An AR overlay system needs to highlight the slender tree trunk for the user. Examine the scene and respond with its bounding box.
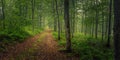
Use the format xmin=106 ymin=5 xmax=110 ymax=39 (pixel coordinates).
xmin=70 ymin=0 xmax=75 ymax=38
xmin=60 ymin=2 xmax=63 ymax=33
xmin=92 ymin=17 xmax=95 ymax=37
xmin=38 ymin=4 xmax=42 ymax=28
xmin=81 ymin=13 xmax=84 ymax=33
xmin=1 ymin=0 xmax=5 ymax=19
xmin=107 ymin=0 xmax=112 ymax=48
xmin=101 ymin=1 xmax=105 ymax=42
xmin=32 ymin=0 xmax=35 ymax=31
xmin=52 ymin=0 xmax=57 ymax=31
xmin=1 ymin=0 xmax=5 ymax=29
xmin=95 ymin=5 xmax=98 ymax=38
xmin=55 ymin=0 xmax=61 ymax=40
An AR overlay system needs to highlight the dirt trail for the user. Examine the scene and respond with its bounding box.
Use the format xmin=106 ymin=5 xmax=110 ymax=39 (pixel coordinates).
xmin=0 ymin=30 xmax=79 ymax=60
xmin=0 ymin=32 xmax=44 ymax=60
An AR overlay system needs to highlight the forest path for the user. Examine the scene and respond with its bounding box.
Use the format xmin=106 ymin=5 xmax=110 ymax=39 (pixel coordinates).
xmin=1 ymin=30 xmax=79 ymax=60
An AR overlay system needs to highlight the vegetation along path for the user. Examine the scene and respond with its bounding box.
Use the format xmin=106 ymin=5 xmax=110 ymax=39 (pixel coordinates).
xmin=0 ymin=30 xmax=79 ymax=60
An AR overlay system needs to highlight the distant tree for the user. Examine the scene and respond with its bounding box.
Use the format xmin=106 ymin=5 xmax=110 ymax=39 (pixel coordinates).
xmin=1 ymin=0 xmax=5 ymax=29
xmin=52 ymin=0 xmax=57 ymax=31
xmin=31 ymin=0 xmax=35 ymax=31
xmin=71 ymin=0 xmax=76 ymax=38
xmin=55 ymin=0 xmax=61 ymax=40
xmin=1 ymin=0 xmax=5 ymax=19
xmin=95 ymin=0 xmax=99 ymax=39
xmin=107 ymin=0 xmax=112 ymax=48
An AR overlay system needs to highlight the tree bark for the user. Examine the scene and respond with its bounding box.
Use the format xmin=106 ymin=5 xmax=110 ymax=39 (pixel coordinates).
xmin=55 ymin=0 xmax=61 ymax=40
xmin=64 ymin=0 xmax=71 ymax=52
xmin=114 ymin=0 xmax=120 ymax=60
xmin=95 ymin=0 xmax=99 ymax=39
xmin=31 ymin=0 xmax=35 ymax=31
xmin=1 ymin=0 xmax=5 ymax=29
xmin=107 ymin=0 xmax=112 ymax=47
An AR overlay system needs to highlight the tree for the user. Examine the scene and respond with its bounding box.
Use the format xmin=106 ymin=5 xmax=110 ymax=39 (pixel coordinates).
xmin=52 ymin=0 xmax=57 ymax=31
xmin=1 ymin=0 xmax=5 ymax=29
xmin=31 ymin=0 xmax=35 ymax=31
xmin=64 ymin=0 xmax=71 ymax=52
xmin=114 ymin=0 xmax=120 ymax=60
xmin=55 ymin=0 xmax=61 ymax=40
xmin=95 ymin=0 xmax=99 ymax=39
xmin=71 ymin=0 xmax=76 ymax=38
xmin=107 ymin=0 xmax=112 ymax=47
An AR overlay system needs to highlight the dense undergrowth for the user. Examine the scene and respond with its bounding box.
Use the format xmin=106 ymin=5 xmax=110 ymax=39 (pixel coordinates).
xmin=0 ymin=28 xmax=42 ymax=52
xmin=52 ymin=32 xmax=114 ymax=60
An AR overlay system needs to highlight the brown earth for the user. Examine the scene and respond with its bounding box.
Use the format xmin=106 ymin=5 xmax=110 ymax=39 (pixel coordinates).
xmin=0 ymin=30 xmax=79 ymax=60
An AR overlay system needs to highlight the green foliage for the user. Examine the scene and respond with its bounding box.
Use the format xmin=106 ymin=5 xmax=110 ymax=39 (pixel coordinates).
xmin=52 ymin=32 xmax=66 ymax=46
xmin=53 ymin=32 xmax=114 ymax=60
xmin=15 ymin=35 xmax=43 ymax=60
xmin=0 ymin=0 xmax=114 ymax=59
xmin=0 ymin=28 xmax=42 ymax=52
xmin=72 ymin=34 xmax=113 ymax=60
xmin=52 ymin=32 xmax=58 ymax=40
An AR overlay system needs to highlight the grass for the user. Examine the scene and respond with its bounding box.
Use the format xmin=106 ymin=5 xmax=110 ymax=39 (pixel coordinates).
xmin=14 ymin=32 xmax=49 ymax=60
xmin=52 ymin=32 xmax=114 ymax=60
xmin=0 ymin=27 xmax=42 ymax=52
xmin=15 ymin=35 xmax=44 ymax=60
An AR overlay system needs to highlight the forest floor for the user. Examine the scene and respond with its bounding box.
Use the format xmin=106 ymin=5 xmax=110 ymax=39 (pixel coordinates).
xmin=0 ymin=30 xmax=79 ymax=60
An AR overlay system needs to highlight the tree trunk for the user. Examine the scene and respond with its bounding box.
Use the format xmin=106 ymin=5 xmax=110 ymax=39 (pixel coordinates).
xmin=53 ymin=0 xmax=57 ymax=31
xmin=32 ymin=0 xmax=35 ymax=31
xmin=114 ymin=0 xmax=120 ymax=60
xmin=55 ymin=0 xmax=61 ymax=40
xmin=64 ymin=0 xmax=71 ymax=52
xmin=95 ymin=0 xmax=99 ymax=39
xmin=1 ymin=0 xmax=5 ymax=29
xmin=107 ymin=0 xmax=112 ymax=48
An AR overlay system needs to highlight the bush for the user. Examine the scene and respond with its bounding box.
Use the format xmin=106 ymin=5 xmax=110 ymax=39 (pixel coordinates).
xmin=52 ymin=32 xmax=114 ymax=60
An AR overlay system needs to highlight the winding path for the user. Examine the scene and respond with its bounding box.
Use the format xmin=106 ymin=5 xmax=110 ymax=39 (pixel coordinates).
xmin=0 ymin=30 xmax=79 ymax=60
